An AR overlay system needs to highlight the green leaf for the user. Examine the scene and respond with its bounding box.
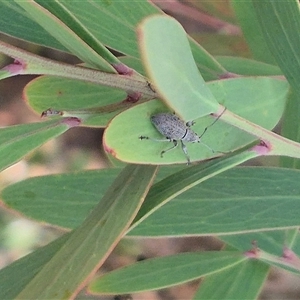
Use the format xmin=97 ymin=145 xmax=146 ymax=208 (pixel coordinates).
xmin=35 ymin=0 xmax=122 ymax=68
xmin=129 ymin=167 xmax=300 ymax=236
xmin=0 ymin=232 xmax=71 ymax=299
xmin=37 ymin=0 xmax=160 ymax=58
xmin=194 ymin=259 xmax=269 ymax=300
xmin=189 ymin=41 xmax=228 ymax=81
xmin=89 ymin=251 xmax=245 ymax=294
xmin=103 ymin=77 xmax=288 ymax=165
xmin=0 ymin=1 xmax=67 ymax=51
xmin=0 ymin=1 xmax=159 ymax=58
xmin=0 ymin=153 xmax=254 ymax=229
xmin=24 ymin=76 xmax=126 ymax=127
xmin=1 ymin=168 xmax=122 ymax=229
xmin=132 ymin=152 xmax=259 ymax=232
xmin=138 ymin=15 xmax=219 ymax=120
xmin=0 ymin=166 xmax=185 ymax=228
xmin=15 ymin=1 xmax=115 ymax=72
xmin=0 ymin=118 xmax=78 ymax=172
xmin=0 ymin=1 xmax=226 ymax=81
xmin=252 ymin=0 xmax=300 ymax=94
xmin=231 ymin=0 xmax=276 ymax=64
xmin=6 ymin=166 xmax=300 ymax=239
xmin=280 ymin=90 xmax=300 ymax=168
xmin=16 ymin=164 xmax=157 ymax=299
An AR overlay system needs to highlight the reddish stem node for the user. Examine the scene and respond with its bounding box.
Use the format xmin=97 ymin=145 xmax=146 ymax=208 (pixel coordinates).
xmin=2 ymin=59 xmax=26 ymax=74
xmin=112 ymin=63 xmax=133 ymax=75
xmin=251 ymin=140 xmax=271 ymax=155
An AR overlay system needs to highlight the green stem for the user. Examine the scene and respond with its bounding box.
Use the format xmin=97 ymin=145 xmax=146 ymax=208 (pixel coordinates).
xmin=0 ymin=40 xmax=157 ymax=98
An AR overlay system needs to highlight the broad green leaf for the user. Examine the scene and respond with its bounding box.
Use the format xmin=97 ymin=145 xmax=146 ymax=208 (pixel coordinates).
xmin=129 ymin=167 xmax=300 ymax=236
xmin=103 ymin=77 xmax=288 ymax=165
xmin=16 ymin=164 xmax=157 ymax=299
xmin=0 ymin=118 xmax=79 ymax=172
xmin=131 ymin=152 xmax=259 ymax=232
xmin=24 ymin=76 xmax=126 ymax=127
xmin=16 ymin=1 xmax=115 ymax=72
xmin=0 ymin=232 xmax=71 ymax=299
xmin=138 ymin=15 xmax=219 ymax=121
xmin=231 ymin=0 xmax=276 ymax=64
xmin=6 ymin=166 xmax=300 ymax=238
xmin=1 ymin=153 xmax=255 ymax=230
xmin=0 ymin=166 xmax=185 ymax=229
xmin=89 ymin=251 xmax=245 ymax=294
xmin=1 ymin=168 xmax=122 ymax=229
xmin=252 ymin=1 xmax=300 ymax=95
xmin=194 ymin=259 xmax=268 ymax=300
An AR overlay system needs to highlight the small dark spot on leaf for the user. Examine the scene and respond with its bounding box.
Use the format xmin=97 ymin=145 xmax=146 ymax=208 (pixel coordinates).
xmin=24 ymin=191 xmax=36 ymax=199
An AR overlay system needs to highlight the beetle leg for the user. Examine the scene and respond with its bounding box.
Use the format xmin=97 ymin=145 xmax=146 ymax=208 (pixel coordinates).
xmin=180 ymin=140 xmax=191 ymax=165
xmin=198 ymin=140 xmax=215 ymax=153
xmin=139 ymin=136 xmax=171 ymax=142
xmin=161 ymin=140 xmax=178 ymax=158
xmin=199 ymin=107 xmax=226 ymax=138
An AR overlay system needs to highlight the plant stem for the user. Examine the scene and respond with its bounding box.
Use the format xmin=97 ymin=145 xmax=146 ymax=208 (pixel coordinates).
xmin=0 ymin=40 xmax=157 ymax=98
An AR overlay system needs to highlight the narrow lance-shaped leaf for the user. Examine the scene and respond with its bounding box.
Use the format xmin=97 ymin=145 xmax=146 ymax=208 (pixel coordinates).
xmin=252 ymin=0 xmax=300 ymax=94
xmin=0 ymin=233 xmax=72 ymax=299
xmin=0 ymin=117 xmax=80 ymax=172
xmin=194 ymin=260 xmax=269 ymax=300
xmin=16 ymin=164 xmax=157 ymax=299
xmin=0 ymin=2 xmax=226 ymax=80
xmin=231 ymin=0 xmax=276 ymax=64
xmin=15 ymin=1 xmax=115 ymax=72
xmin=0 ymin=2 xmax=67 ymax=52
xmin=89 ymin=251 xmax=245 ymax=294
xmin=1 ymin=168 xmax=122 ymax=229
xmin=129 ymin=167 xmax=300 ymax=237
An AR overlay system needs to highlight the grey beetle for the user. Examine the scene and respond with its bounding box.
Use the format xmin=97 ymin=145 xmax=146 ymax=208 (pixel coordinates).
xmin=139 ymin=112 xmax=223 ymax=164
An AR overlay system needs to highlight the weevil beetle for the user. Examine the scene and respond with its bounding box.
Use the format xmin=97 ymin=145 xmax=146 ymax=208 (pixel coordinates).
xmin=139 ymin=112 xmax=222 ymax=164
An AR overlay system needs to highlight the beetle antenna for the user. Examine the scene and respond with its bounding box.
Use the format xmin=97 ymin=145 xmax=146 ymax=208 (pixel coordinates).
xmin=199 ymin=107 xmax=226 ymax=139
